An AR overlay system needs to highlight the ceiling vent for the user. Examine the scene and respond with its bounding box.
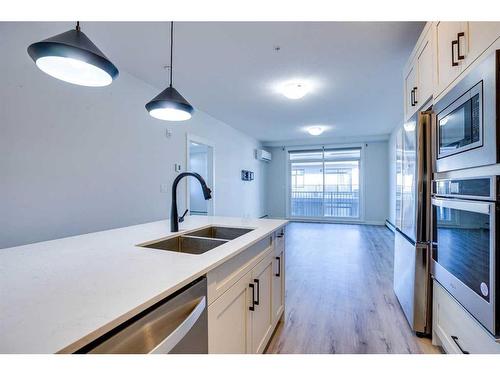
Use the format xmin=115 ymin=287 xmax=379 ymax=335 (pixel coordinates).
xmin=255 ymin=149 xmax=272 ymax=162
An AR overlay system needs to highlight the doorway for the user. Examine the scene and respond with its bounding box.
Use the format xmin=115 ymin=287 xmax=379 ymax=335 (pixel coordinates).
xmin=187 ymin=135 xmax=214 ymax=216
xmin=287 ymin=147 xmax=363 ymax=221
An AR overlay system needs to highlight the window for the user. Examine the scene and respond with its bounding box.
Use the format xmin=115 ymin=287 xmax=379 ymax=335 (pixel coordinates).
xmin=289 ymin=147 xmax=361 ymax=219
xmin=291 ymin=169 xmax=305 ymax=188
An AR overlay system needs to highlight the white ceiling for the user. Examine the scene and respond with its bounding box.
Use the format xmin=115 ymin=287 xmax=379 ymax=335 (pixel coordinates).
xmin=7 ymin=21 xmax=425 ymax=143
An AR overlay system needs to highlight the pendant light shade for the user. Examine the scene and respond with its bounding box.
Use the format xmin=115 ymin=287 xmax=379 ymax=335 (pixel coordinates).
xmin=27 ymin=23 xmax=119 ymax=87
xmin=146 ymin=22 xmax=194 ymax=121
xmin=145 ymin=86 xmax=194 ymax=121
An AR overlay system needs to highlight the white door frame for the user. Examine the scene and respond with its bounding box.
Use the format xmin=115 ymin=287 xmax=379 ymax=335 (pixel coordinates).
xmin=186 ymin=133 xmax=215 ymax=216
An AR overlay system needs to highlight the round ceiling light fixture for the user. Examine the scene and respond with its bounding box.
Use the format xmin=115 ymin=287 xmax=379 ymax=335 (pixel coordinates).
xmin=146 ymin=22 xmax=194 ymax=121
xmin=307 ymin=126 xmax=324 ymax=136
xmin=404 ymin=121 xmax=416 ymax=132
xmin=27 ymin=22 xmax=119 ymax=87
xmin=281 ymin=81 xmax=309 ymax=99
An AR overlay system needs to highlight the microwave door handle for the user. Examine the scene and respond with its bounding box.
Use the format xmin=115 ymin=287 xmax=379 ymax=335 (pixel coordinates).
xmin=150 ymin=296 xmax=206 ymax=354
xmin=432 ymin=198 xmax=491 ymax=215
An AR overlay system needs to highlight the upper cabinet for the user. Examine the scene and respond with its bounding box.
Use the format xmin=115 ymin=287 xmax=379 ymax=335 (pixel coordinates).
xmin=434 ymin=22 xmax=500 ymax=98
xmin=435 ymin=22 xmax=467 ymax=96
xmin=404 ymin=26 xmax=434 ymax=120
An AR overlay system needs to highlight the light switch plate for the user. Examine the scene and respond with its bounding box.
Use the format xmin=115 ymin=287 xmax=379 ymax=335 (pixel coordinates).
xmin=160 ymin=184 xmax=169 ymax=193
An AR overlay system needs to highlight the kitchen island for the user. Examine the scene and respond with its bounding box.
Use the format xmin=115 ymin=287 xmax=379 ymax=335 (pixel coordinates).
xmin=0 ymin=216 xmax=287 ymax=353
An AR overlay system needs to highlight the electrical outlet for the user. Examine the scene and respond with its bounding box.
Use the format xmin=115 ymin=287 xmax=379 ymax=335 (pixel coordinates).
xmin=160 ymin=184 xmax=169 ymax=193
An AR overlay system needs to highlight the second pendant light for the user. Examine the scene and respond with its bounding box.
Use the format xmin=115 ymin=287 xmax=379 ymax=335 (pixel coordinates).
xmin=146 ymin=22 xmax=194 ymax=121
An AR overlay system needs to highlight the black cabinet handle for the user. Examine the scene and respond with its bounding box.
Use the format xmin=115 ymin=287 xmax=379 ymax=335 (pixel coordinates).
xmin=451 ymin=335 xmax=469 ymax=354
xmin=457 ymin=32 xmax=465 ymax=60
xmin=451 ymin=39 xmax=459 ymax=66
xmin=410 ymin=88 xmax=415 ymax=107
xmin=253 ymin=278 xmax=260 ymax=305
xmin=275 ymin=256 xmax=281 ymax=277
xmin=249 ymin=283 xmax=255 ymax=311
xmin=413 ymin=87 xmax=418 ymax=105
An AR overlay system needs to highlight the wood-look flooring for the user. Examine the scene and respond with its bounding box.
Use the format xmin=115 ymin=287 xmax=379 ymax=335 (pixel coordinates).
xmin=265 ymin=222 xmax=442 ymax=354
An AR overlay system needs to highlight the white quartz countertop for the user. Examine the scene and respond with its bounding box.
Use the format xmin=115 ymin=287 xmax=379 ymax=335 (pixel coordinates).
xmin=0 ymin=216 xmax=287 ymax=353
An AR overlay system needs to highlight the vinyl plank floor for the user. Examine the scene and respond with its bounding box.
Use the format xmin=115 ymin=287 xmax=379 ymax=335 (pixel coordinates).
xmin=265 ymin=222 xmax=442 ymax=354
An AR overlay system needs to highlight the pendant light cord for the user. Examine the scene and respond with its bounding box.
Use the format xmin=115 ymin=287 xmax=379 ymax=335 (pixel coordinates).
xmin=76 ymin=21 xmax=80 ymax=32
xmin=169 ymin=21 xmax=174 ymax=87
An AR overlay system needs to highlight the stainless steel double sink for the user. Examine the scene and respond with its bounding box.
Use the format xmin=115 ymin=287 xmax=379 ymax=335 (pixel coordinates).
xmin=137 ymin=226 xmax=254 ymax=255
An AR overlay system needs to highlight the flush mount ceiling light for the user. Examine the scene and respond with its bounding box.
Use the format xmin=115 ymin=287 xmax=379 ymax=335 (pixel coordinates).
xmin=27 ymin=22 xmax=118 ymax=87
xmin=307 ymin=126 xmax=324 ymax=136
xmin=281 ymin=81 xmax=309 ymax=99
xmin=404 ymin=121 xmax=416 ymax=132
xmin=146 ymin=22 xmax=194 ymax=122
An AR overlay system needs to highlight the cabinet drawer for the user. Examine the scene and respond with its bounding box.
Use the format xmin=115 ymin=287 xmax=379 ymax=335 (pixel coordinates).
xmin=433 ymin=280 xmax=500 ymax=354
xmin=207 ymin=236 xmax=272 ymax=305
xmin=274 ymin=228 xmax=285 ymax=256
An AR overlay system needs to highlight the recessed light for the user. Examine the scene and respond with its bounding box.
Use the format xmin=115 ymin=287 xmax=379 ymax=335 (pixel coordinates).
xmin=307 ymin=126 xmax=324 ymax=136
xmin=282 ymin=81 xmax=309 ymax=99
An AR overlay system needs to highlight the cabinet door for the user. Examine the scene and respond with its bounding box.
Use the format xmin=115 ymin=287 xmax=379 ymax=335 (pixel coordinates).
xmin=416 ymin=32 xmax=433 ymax=108
xmin=271 ymin=249 xmax=285 ymax=324
xmin=208 ymin=271 xmax=252 ymax=353
xmin=250 ymin=254 xmax=274 ymax=354
xmin=435 ymin=21 xmax=466 ymax=96
xmin=404 ymin=63 xmax=417 ymax=120
xmin=467 ymin=22 xmax=500 ymax=65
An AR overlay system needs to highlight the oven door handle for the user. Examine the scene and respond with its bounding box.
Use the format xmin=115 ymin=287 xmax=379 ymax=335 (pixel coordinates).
xmin=432 ymin=197 xmax=491 ymax=215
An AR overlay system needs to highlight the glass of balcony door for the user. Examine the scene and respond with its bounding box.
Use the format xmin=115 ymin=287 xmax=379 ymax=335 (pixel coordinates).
xmin=289 ymin=148 xmax=361 ymax=220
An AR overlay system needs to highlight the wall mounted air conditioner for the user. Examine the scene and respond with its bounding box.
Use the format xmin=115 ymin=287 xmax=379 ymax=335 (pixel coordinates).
xmin=255 ymin=149 xmax=272 ymax=162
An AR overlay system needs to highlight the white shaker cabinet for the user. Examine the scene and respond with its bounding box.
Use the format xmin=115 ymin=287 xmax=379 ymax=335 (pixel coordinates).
xmin=435 ymin=22 xmax=466 ymax=97
xmin=404 ymin=64 xmax=417 ymax=120
xmin=207 ymin=228 xmax=286 ymax=354
xmin=434 ymin=22 xmax=500 ymax=98
xmin=404 ymin=26 xmax=433 ymax=120
xmin=432 ymin=281 xmax=500 ymax=354
xmin=271 ymin=232 xmax=285 ymax=324
xmin=467 ymin=22 xmax=500 ymax=66
xmin=250 ymin=254 xmax=274 ymax=354
xmin=207 ymin=271 xmax=253 ymax=354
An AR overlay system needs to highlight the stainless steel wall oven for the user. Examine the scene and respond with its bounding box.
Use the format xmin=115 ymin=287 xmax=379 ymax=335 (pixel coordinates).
xmin=431 ymin=175 xmax=499 ymax=337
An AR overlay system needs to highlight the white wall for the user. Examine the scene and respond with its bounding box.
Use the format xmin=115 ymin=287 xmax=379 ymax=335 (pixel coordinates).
xmin=265 ymin=141 xmax=389 ymax=224
xmin=0 ymin=24 xmax=267 ymax=249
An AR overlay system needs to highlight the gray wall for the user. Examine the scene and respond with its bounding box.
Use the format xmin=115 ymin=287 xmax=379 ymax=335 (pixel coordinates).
xmin=265 ymin=141 xmax=389 ymax=224
xmin=0 ymin=25 xmax=267 ymax=249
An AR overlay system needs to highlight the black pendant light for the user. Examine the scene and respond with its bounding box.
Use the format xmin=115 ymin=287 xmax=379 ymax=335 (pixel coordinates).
xmin=146 ymin=22 xmax=194 ymax=121
xmin=27 ymin=22 xmax=118 ymax=87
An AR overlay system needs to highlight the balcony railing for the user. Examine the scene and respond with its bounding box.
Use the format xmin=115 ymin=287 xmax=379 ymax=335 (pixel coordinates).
xmin=291 ymin=190 xmax=359 ymax=218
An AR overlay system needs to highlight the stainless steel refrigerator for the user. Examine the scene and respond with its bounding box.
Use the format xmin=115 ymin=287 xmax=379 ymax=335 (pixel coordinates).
xmin=393 ymin=110 xmax=433 ymax=336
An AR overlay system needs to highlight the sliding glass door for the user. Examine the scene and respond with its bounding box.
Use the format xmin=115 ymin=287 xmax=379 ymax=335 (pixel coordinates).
xmin=289 ymin=147 xmax=361 ymax=220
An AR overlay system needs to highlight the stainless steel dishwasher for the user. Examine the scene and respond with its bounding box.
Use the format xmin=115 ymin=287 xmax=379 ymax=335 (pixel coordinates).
xmin=77 ymin=277 xmax=208 ymax=354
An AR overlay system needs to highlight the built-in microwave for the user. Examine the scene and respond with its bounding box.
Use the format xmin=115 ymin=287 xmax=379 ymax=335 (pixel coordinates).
xmin=433 ymin=49 xmax=499 ymax=173
xmin=431 ymin=175 xmax=499 ymax=337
